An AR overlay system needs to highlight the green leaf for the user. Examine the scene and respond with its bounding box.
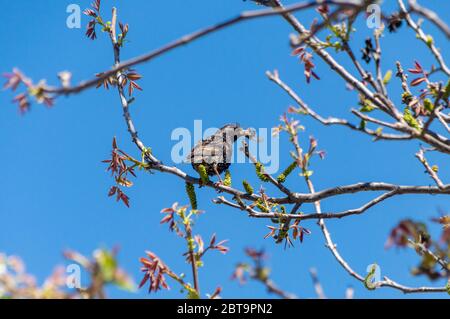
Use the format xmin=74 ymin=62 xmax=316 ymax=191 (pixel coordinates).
xmin=423 ymin=98 xmax=434 ymax=113
xmin=197 ymin=164 xmax=209 ymax=184
xmin=359 ymin=120 xmax=367 ymax=130
xmin=359 ymin=99 xmax=375 ymax=112
xmin=185 ymin=182 xmax=197 ymax=210
xmin=401 ymin=91 xmax=413 ymax=104
xmin=442 ymin=79 xmax=450 ymax=101
xmin=255 ymin=199 xmax=269 ymax=213
xmin=242 ymin=180 xmax=254 ymax=195
xmin=277 ymin=161 xmax=297 ymax=183
xmin=223 ymin=170 xmax=232 ymax=187
xmin=403 ymin=107 xmax=422 ymax=132
xmin=187 ymin=288 xmax=200 ymax=299
xmin=94 ymin=249 xmax=117 ymax=283
xmin=426 ymin=34 xmax=434 ymax=47
xmin=375 ymin=127 xmax=383 ymax=136
xmin=114 ymin=270 xmax=136 ymax=292
xmin=255 ymin=162 xmax=269 ymax=182
xmin=383 ymin=70 xmax=392 ymax=85
xmin=301 ymin=170 xmax=314 ymax=178
xmin=364 ymin=264 xmax=378 ymax=290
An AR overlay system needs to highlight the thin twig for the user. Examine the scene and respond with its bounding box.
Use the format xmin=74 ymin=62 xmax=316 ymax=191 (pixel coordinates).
xmin=247 ymin=190 xmax=398 ymax=221
xmin=270 ymin=0 xmax=450 ymax=153
xmin=241 ymin=140 xmax=295 ymax=198
xmin=270 ymin=0 xmax=396 ymax=117
xmin=258 ymin=277 xmax=297 ymax=299
xmin=408 ymin=0 xmax=450 ymax=39
xmin=310 ymin=173 xmax=448 ymax=293
xmin=415 ymin=148 xmax=447 ymax=190
xmin=309 ymin=268 xmax=326 ymax=299
xmin=435 ymin=110 xmax=450 ymax=134
xmin=283 ymin=112 xmax=449 ymax=293
xmin=373 ymin=29 xmax=388 ymax=97
xmin=407 ymin=239 xmax=449 ymax=273
xmin=266 ymin=71 xmax=412 ymax=141
xmin=398 ymin=0 xmax=450 ymax=76
xmin=44 ymin=0 xmax=362 ymax=96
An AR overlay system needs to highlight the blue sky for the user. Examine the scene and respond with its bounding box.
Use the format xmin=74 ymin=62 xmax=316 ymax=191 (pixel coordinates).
xmin=0 ymin=0 xmax=449 ymax=298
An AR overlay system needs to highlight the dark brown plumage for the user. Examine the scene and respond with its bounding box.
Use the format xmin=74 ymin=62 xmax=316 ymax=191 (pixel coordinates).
xmin=187 ymin=124 xmax=253 ymax=180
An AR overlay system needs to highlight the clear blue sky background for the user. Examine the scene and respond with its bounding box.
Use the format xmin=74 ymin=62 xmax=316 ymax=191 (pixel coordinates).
xmin=1 ymin=0 xmax=449 ymax=299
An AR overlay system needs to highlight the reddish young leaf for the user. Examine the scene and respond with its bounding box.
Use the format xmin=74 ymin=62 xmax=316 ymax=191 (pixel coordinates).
xmin=127 ymin=73 xmax=142 ymax=81
xmin=414 ymin=60 xmax=423 ymax=72
xmin=160 ymin=213 xmax=174 ymax=224
xmin=408 ymin=68 xmax=422 ymax=74
xmin=83 ymin=8 xmax=97 ymax=18
xmin=108 ymin=186 xmax=117 ymax=197
xmin=209 ymin=233 xmax=216 ymax=247
xmin=291 ymin=46 xmax=305 ymax=56
xmin=91 ymin=0 xmax=101 ymax=12
xmin=210 ymin=286 xmax=222 ymax=299
xmin=138 ymin=273 xmax=150 ymax=289
xmin=410 ymin=77 xmax=427 ymax=87
xmin=316 ymin=4 xmax=329 ymax=15
xmin=264 ymin=226 xmax=276 ymax=239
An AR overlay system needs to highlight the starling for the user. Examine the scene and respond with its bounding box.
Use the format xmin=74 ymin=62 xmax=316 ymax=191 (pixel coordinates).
xmin=187 ymin=123 xmax=254 ymax=183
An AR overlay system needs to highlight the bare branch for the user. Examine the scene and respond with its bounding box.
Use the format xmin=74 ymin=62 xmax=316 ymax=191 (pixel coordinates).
xmin=266 ymin=71 xmax=412 ymax=141
xmin=269 ymin=0 xmax=396 ymax=117
xmin=398 ymin=0 xmax=450 ymax=76
xmin=373 ymin=29 xmax=388 ymax=97
xmin=309 ymin=268 xmax=326 ymax=299
xmin=408 ymin=239 xmax=449 ymax=273
xmin=395 ymin=61 xmax=411 ymax=95
xmin=273 ymin=1 xmax=450 ymax=153
xmin=308 ymin=172 xmax=448 ymax=294
xmin=351 ymin=109 xmax=401 ymax=130
xmin=276 ymin=113 xmax=450 ymax=293
xmin=259 ymin=277 xmax=297 ymax=299
xmin=408 ymin=0 xmax=450 ymax=39
xmin=415 ymin=148 xmax=448 ymax=190
xmin=44 ymin=0 xmax=363 ymax=97
xmin=435 ymin=110 xmax=450 ymax=134
xmin=248 ymin=190 xmax=398 ymax=221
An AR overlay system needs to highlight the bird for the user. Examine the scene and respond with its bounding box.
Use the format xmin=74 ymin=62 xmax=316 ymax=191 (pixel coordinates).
xmin=187 ymin=123 xmax=254 ymax=183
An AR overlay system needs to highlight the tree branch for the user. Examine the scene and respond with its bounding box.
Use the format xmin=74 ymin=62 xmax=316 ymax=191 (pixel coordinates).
xmin=44 ymin=0 xmax=363 ymax=97
xmin=398 ymin=0 xmax=450 ymax=76
xmin=408 ymin=0 xmax=450 ymax=39
xmin=266 ymin=71 xmax=412 ymax=141
xmin=415 ymin=148 xmax=448 ymax=190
